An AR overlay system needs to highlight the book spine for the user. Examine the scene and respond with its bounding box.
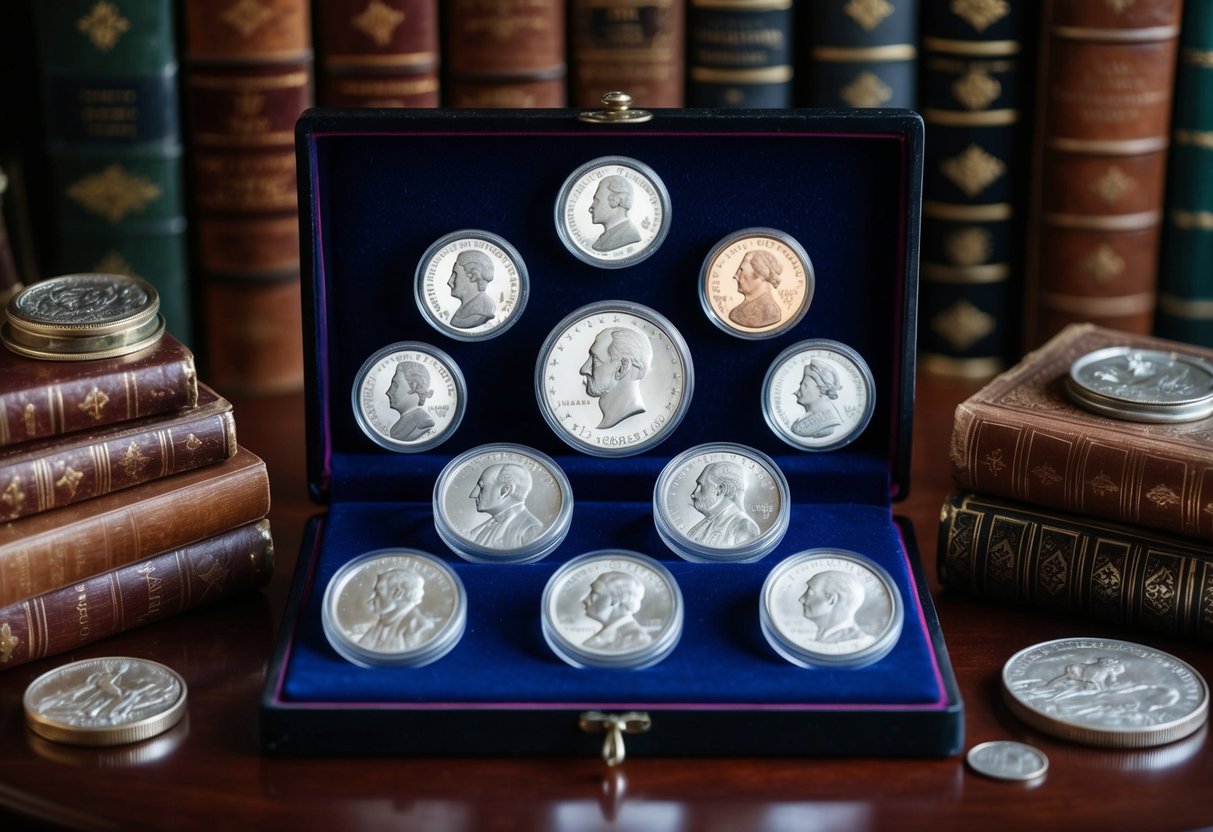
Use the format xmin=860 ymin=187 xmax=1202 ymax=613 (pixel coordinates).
xmin=798 ymin=0 xmax=918 ymax=108
xmin=686 ymin=0 xmax=794 ymax=107
xmin=315 ymin=0 xmax=440 ymax=107
xmin=1155 ymin=3 xmax=1213 ymax=347
xmin=1022 ymin=0 xmax=1182 ymax=347
xmin=0 ymin=519 xmax=273 ymax=669
xmin=0 ymin=168 xmax=21 ymax=302
xmin=938 ymin=492 xmax=1213 ymax=643
xmin=569 ymin=0 xmax=685 ymax=107
xmin=443 ymin=0 xmax=566 ymax=107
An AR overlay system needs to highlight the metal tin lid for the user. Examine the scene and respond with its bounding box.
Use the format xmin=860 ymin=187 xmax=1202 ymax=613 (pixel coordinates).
xmin=554 ymin=156 xmax=671 ymax=269
xmin=414 ymin=229 xmax=529 ymax=342
xmin=351 ymin=341 xmax=467 ymax=453
xmin=433 ymin=443 xmax=574 ymax=564
xmin=6 ymin=273 xmax=160 ymax=338
xmin=762 ymin=339 xmax=876 ymax=452
xmin=1066 ymin=346 xmax=1213 ymax=423
xmin=653 ymin=442 xmax=790 ymax=563
xmin=698 ymin=228 xmax=815 ymax=340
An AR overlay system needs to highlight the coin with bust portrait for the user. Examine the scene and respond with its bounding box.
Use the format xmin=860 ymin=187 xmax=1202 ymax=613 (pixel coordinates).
xmin=762 ymin=339 xmax=875 ymax=452
xmin=414 ymin=229 xmax=528 ymax=341
xmin=352 ymin=341 xmax=466 ymax=453
xmin=699 ymin=228 xmax=814 ymax=339
xmin=555 ymin=156 xmax=671 ymax=269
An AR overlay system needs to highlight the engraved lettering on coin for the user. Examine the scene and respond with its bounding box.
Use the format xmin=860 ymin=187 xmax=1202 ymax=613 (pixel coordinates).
xmin=414 ymin=230 xmax=528 ymax=341
xmin=11 ymin=273 xmax=155 ymax=328
xmin=763 ymin=339 xmax=875 ymax=452
xmin=966 ymin=741 xmax=1049 ymax=782
xmin=352 ymin=342 xmax=465 ymax=453
xmin=1066 ymin=346 xmax=1213 ymax=422
xmin=700 ymin=229 xmax=814 ymax=339
xmin=555 ymin=156 xmax=671 ymax=268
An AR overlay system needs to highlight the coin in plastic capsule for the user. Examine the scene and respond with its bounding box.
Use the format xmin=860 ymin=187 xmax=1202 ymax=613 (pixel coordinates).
xmin=433 ymin=443 xmax=574 ymax=564
xmin=554 ymin=155 xmax=671 ymax=269
xmin=413 ymin=229 xmax=529 ymax=342
xmin=1065 ymin=345 xmax=1213 ymax=423
xmin=759 ymin=549 xmax=904 ymax=669
xmin=698 ymin=228 xmax=815 ymax=340
xmin=762 ymin=339 xmax=876 ymax=452
xmin=322 ymin=549 xmax=467 ymax=668
xmin=653 ymin=442 xmax=791 ymax=563
xmin=541 ymin=550 xmax=684 ymax=669
xmin=351 ymin=341 xmax=467 ymax=453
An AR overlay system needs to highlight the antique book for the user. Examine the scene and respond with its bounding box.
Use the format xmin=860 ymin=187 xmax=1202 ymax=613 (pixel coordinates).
xmin=0 ymin=332 xmax=197 ymax=449
xmin=0 ymin=519 xmax=273 ymax=669
xmin=569 ymin=0 xmax=685 ymax=107
xmin=32 ymin=0 xmax=192 ymax=343
xmin=0 ymin=383 xmax=234 ymax=522
xmin=797 ymin=0 xmax=918 ymax=108
xmin=686 ymin=0 xmax=794 ymax=107
xmin=1155 ymin=2 xmax=1213 ymax=348
xmin=917 ymin=0 xmax=1036 ymax=380
xmin=939 ymin=491 xmax=1213 ymax=643
xmin=1022 ymin=0 xmax=1182 ymax=347
xmin=950 ymin=323 xmax=1213 ymax=541
xmin=180 ymin=0 xmax=313 ymax=393
xmin=444 ymin=0 xmax=565 ymax=107
xmin=315 ymin=0 xmax=439 ymax=107
xmin=0 ymin=445 xmax=269 ymax=605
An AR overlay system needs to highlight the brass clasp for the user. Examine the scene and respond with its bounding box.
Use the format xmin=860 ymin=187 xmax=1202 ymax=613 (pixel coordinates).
xmin=578 ymin=711 xmax=652 ymax=766
xmin=578 ymin=92 xmax=654 ymax=125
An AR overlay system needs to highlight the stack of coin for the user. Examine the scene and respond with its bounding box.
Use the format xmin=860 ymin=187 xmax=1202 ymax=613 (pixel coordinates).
xmin=1 ymin=273 xmax=165 ymax=360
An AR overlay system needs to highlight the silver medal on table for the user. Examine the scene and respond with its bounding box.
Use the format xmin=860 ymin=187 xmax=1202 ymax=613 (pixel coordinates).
xmin=535 ymin=300 xmax=693 ymax=457
xmin=1065 ymin=346 xmax=1213 ymax=423
xmin=352 ymin=341 xmax=466 ymax=453
xmin=554 ymin=156 xmax=671 ymax=269
xmin=762 ymin=339 xmax=875 ymax=452
xmin=414 ymin=229 xmax=529 ymax=341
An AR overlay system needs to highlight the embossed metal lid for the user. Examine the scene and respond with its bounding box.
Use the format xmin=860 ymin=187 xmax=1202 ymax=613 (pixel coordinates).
xmin=1066 ymin=346 xmax=1213 ymax=423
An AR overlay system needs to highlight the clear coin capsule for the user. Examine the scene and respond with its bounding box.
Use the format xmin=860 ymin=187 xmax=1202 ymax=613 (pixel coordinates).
xmin=698 ymin=228 xmax=815 ymax=340
xmin=413 ymin=229 xmax=529 ymax=342
xmin=351 ymin=341 xmax=467 ymax=453
xmin=762 ymin=338 xmax=876 ymax=452
xmin=554 ymin=155 xmax=672 ymax=269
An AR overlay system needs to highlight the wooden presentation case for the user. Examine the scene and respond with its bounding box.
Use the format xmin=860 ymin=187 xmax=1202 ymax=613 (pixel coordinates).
xmin=260 ymin=105 xmax=964 ymax=757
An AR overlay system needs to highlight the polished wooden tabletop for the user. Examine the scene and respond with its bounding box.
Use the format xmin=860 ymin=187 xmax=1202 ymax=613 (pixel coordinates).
xmin=1 ymin=372 xmax=1210 ymax=831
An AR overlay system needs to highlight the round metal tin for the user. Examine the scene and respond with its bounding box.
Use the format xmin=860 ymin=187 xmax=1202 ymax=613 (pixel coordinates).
xmin=535 ymin=300 xmax=694 ymax=457
xmin=762 ymin=339 xmax=876 ymax=452
xmin=966 ymin=741 xmax=1049 ymax=782
xmin=1066 ymin=346 xmax=1213 ymax=423
xmin=760 ymin=549 xmax=903 ymax=669
xmin=554 ymin=156 xmax=671 ymax=269
xmin=351 ymin=341 xmax=466 ymax=453
xmin=698 ymin=228 xmax=815 ymax=340
xmin=6 ymin=273 xmax=160 ymax=338
xmin=433 ymin=443 xmax=574 ymax=564
xmin=653 ymin=442 xmax=790 ymax=563
xmin=322 ymin=549 xmax=467 ymax=668
xmin=0 ymin=315 xmax=165 ymax=361
xmin=413 ymin=229 xmax=529 ymax=341
xmin=541 ymin=550 xmax=684 ymax=669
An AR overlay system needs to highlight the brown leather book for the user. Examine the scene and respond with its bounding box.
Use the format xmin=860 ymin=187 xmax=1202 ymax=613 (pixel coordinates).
xmin=0 ymin=519 xmax=273 ymax=669
xmin=315 ymin=0 xmax=440 ymax=107
xmin=444 ymin=0 xmax=566 ymax=107
xmin=951 ymin=323 xmax=1213 ymax=541
xmin=569 ymin=0 xmax=685 ymax=107
xmin=1022 ymin=0 xmax=1183 ymax=347
xmin=0 ymin=383 xmax=234 ymax=521
xmin=0 ymin=332 xmax=197 ymax=449
xmin=0 ymin=445 xmax=269 ymax=605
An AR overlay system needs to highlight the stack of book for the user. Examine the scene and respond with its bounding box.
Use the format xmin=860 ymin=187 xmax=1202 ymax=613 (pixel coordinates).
xmin=938 ymin=323 xmax=1213 ymax=643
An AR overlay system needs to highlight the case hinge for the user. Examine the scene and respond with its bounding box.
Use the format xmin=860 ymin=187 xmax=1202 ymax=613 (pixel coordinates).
xmin=579 ymin=711 xmax=652 ymax=766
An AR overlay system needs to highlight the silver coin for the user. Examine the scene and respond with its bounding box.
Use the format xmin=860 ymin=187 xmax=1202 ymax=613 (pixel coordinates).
xmin=322 ymin=549 xmax=467 ymax=668
xmin=698 ymin=228 xmax=815 ymax=340
xmin=653 ymin=442 xmax=790 ymax=563
xmin=966 ymin=740 xmax=1049 ymax=782
xmin=414 ymin=230 xmax=529 ymax=341
xmin=24 ymin=657 xmax=187 ymax=746
xmin=1001 ymin=637 xmax=1210 ymax=748
xmin=541 ymin=550 xmax=683 ymax=669
xmin=1066 ymin=346 xmax=1213 ymax=423
xmin=7 ymin=273 xmax=159 ymax=336
xmin=352 ymin=341 xmax=466 ymax=453
xmin=760 ymin=549 xmax=903 ymax=668
xmin=762 ymin=339 xmax=876 ymax=452
xmin=535 ymin=300 xmax=693 ymax=457
xmin=433 ymin=443 xmax=573 ymax=564
xmin=554 ymin=156 xmax=671 ymax=269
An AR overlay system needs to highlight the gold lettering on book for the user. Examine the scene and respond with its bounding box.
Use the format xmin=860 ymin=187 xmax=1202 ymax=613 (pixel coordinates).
xmin=1146 ymin=483 xmax=1181 ymax=509
xmin=0 ymin=623 xmax=17 ymax=663
xmin=941 ymin=144 xmax=1005 ymax=197
xmin=22 ymin=403 xmax=35 ymax=436
xmin=1143 ymin=561 xmax=1176 ymax=618
xmin=841 ymin=72 xmax=892 ymax=108
xmin=844 ymin=0 xmax=893 ymax=32
xmin=1104 ymin=0 xmax=1136 ymax=14
xmin=55 ymin=465 xmax=83 ymax=499
xmin=953 ymin=70 xmax=1000 ymax=111
xmin=982 ymin=448 xmax=1007 ymax=476
xmin=1 ymin=476 xmax=25 ymax=519
xmin=120 ymin=441 xmax=150 ymax=479
xmin=931 ymin=299 xmax=994 ymax=351
xmin=1031 ymin=463 xmax=1063 ymax=486
xmin=79 ymin=388 xmax=111 ymax=421
xmin=354 ymin=0 xmax=406 ymax=46
xmin=137 ymin=563 xmax=164 ymax=621
xmin=1091 ymin=165 xmax=1135 ymax=206
xmin=1081 ymin=244 xmax=1125 ymax=287
xmin=221 ymin=0 xmax=275 ymax=39
xmin=67 ymin=164 xmax=161 ymax=224
xmin=1088 ymin=472 xmax=1120 ymax=496
xmin=945 ymin=227 xmax=992 ymax=266
xmin=951 ymin=0 xmax=1009 ymax=32
xmin=76 ymin=585 xmax=91 ymax=638
xmin=77 ymin=1 xmax=131 ymax=54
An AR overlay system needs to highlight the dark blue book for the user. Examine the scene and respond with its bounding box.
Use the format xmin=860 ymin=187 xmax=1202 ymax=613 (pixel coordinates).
xmin=798 ymin=0 xmax=917 ymax=108
xmin=688 ymin=0 xmax=794 ymax=107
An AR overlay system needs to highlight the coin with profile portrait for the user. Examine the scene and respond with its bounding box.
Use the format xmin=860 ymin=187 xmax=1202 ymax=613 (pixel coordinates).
xmin=762 ymin=339 xmax=875 ymax=452
xmin=555 ymin=156 xmax=671 ymax=269
xmin=414 ymin=230 xmax=529 ymax=341
xmin=351 ymin=341 xmax=466 ymax=453
xmin=698 ymin=228 xmax=814 ymax=340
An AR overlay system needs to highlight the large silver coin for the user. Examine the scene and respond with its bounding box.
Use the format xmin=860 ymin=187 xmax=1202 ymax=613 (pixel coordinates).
xmin=966 ymin=740 xmax=1049 ymax=782
xmin=1066 ymin=346 xmax=1213 ymax=423
xmin=535 ymin=300 xmax=693 ymax=457
xmin=1001 ymin=637 xmax=1210 ymax=748
xmin=762 ymin=339 xmax=876 ymax=452
xmin=414 ymin=229 xmax=529 ymax=341
xmin=24 ymin=657 xmax=188 ymax=746
xmin=352 ymin=341 xmax=466 ymax=453
xmin=698 ymin=228 xmax=815 ymax=340
xmin=7 ymin=273 xmax=158 ymax=336
xmin=554 ymin=156 xmax=671 ymax=269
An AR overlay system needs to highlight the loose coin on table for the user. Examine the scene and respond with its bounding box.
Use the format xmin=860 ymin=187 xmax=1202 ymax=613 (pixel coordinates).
xmin=554 ymin=156 xmax=671 ymax=268
xmin=762 ymin=339 xmax=876 ymax=452
xmin=698 ymin=228 xmax=814 ymax=339
xmin=535 ymin=300 xmax=693 ymax=457
xmin=1001 ymin=637 xmax=1210 ymax=748
xmin=1066 ymin=346 xmax=1213 ymax=423
xmin=352 ymin=341 xmax=466 ymax=453
xmin=23 ymin=657 xmax=188 ymax=746
xmin=414 ymin=229 xmax=529 ymax=341
xmin=966 ymin=740 xmax=1049 ymax=782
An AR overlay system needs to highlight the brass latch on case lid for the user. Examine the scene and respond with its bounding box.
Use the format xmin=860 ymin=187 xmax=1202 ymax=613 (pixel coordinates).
xmin=579 ymin=711 xmax=652 ymax=766
xmin=578 ymin=92 xmax=654 ymax=125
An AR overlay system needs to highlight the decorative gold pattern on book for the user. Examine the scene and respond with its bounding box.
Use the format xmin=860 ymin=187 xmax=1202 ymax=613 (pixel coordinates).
xmin=946 ymin=227 xmax=993 ymax=266
xmin=950 ymin=0 xmax=1009 ymax=32
xmin=1174 ymin=129 xmax=1213 ymax=149
xmin=932 ymin=299 xmax=995 ymax=351
xmin=1092 ymin=551 xmax=1123 ymax=604
xmin=1088 ymin=472 xmax=1120 ymax=497
xmin=95 ymin=250 xmax=139 ymax=279
xmin=56 ymin=465 xmax=83 ymax=500
xmin=77 ymin=1 xmax=131 ymax=54
xmin=1031 ymin=463 xmax=1063 ymax=486
xmin=1171 ymin=211 xmax=1213 ymax=231
xmin=22 ymin=404 xmax=35 ymax=437
xmin=1104 ymin=0 xmax=1136 ymax=14
xmin=988 ymin=536 xmax=1015 ymax=585
xmin=1146 ymin=483 xmax=1181 ymax=509
xmin=79 ymin=388 xmax=111 ymax=421
xmin=0 ymin=622 xmax=17 ymax=663
xmin=186 ymin=433 xmax=203 ymax=453
xmin=941 ymin=144 xmax=1005 ymax=197
xmin=1039 ymin=534 xmax=1070 ymax=596
xmin=194 ymin=554 xmax=232 ymax=594
xmin=1091 ymin=165 xmax=1135 ymax=206
xmin=353 ymin=0 xmax=406 ymax=46
xmin=983 ymin=447 xmax=1007 ymax=476
xmin=953 ymin=70 xmax=1001 ymax=110
xmin=841 ymin=72 xmax=892 ymax=108
xmin=120 ymin=441 xmax=150 ymax=479
xmin=221 ymin=0 xmax=275 ymax=39
xmin=844 ymin=0 xmax=894 ymax=32
xmin=1143 ymin=558 xmax=1177 ymax=619
xmin=67 ymin=165 xmax=162 ymax=225
xmin=1081 ymin=244 xmax=1125 ymax=286
xmin=2 ymin=476 xmax=25 ymax=519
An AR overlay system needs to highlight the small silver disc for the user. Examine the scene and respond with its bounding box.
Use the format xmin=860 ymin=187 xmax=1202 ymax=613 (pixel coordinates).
xmin=352 ymin=341 xmax=466 ymax=453
xmin=554 ymin=156 xmax=671 ymax=269
xmin=698 ymin=228 xmax=815 ymax=340
xmin=1066 ymin=346 xmax=1213 ymax=423
xmin=762 ymin=339 xmax=876 ymax=452
xmin=413 ymin=229 xmax=529 ymax=341
xmin=966 ymin=740 xmax=1049 ymax=782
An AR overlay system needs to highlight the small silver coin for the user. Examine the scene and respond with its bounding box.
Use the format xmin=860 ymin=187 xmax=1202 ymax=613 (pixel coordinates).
xmin=698 ymin=228 xmax=815 ymax=340
xmin=535 ymin=300 xmax=693 ymax=457
xmin=352 ymin=341 xmax=466 ymax=453
xmin=541 ymin=550 xmax=684 ymax=669
xmin=23 ymin=657 xmax=188 ymax=746
xmin=414 ymin=229 xmax=529 ymax=341
xmin=7 ymin=273 xmax=159 ymax=336
xmin=322 ymin=549 xmax=467 ymax=668
xmin=554 ymin=156 xmax=671 ymax=269
xmin=966 ymin=740 xmax=1049 ymax=782
xmin=1066 ymin=346 xmax=1213 ymax=423
xmin=762 ymin=339 xmax=876 ymax=452
xmin=1001 ymin=637 xmax=1210 ymax=749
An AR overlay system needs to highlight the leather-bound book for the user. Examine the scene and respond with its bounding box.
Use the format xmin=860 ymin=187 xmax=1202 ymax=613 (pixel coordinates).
xmin=444 ymin=0 xmax=565 ymax=106
xmin=798 ymin=0 xmax=918 ymax=108
xmin=950 ymin=324 xmax=1213 ymax=541
xmin=315 ymin=0 xmax=439 ymax=107
xmin=569 ymin=0 xmax=685 ymax=107
xmin=939 ymin=491 xmax=1213 ymax=643
xmin=1022 ymin=0 xmax=1182 ymax=347
xmin=0 ymin=445 xmax=269 ymax=605
xmin=0 ymin=519 xmax=273 ymax=670
xmin=0 ymin=332 xmax=197 ymax=449
xmin=686 ymin=0 xmax=794 ymax=107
